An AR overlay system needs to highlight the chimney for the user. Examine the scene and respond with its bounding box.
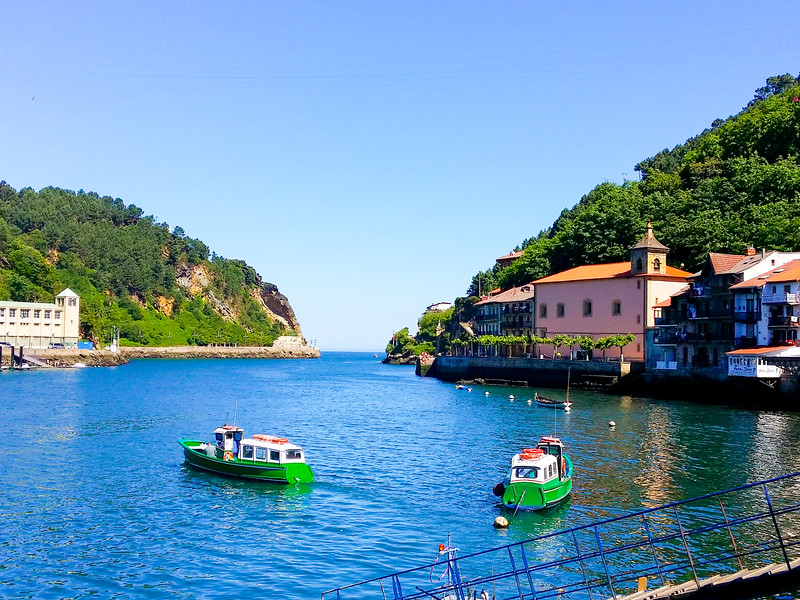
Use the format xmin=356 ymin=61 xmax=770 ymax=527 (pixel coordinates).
xmin=746 ymin=245 xmax=756 ymax=256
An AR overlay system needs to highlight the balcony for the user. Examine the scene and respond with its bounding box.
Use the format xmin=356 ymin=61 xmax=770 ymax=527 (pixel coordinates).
xmin=734 ymin=310 xmax=760 ymax=323
xmin=687 ymin=307 xmax=734 ymax=319
xmin=735 ymin=336 xmax=758 ymax=349
xmin=654 ymin=333 xmax=681 ymax=345
xmin=763 ymin=292 xmax=799 ymax=305
xmin=768 ymin=315 xmax=799 ymax=327
xmin=654 ymin=315 xmax=679 ymax=326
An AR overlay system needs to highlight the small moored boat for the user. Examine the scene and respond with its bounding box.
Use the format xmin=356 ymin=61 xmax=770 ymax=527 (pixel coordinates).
xmin=534 ymin=392 xmax=573 ymax=410
xmin=178 ymin=425 xmax=314 ymax=484
xmin=493 ymin=436 xmax=573 ymax=511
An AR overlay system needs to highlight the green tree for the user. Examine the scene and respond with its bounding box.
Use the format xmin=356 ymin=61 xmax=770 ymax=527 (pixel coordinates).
xmin=612 ymin=333 xmax=636 ymax=362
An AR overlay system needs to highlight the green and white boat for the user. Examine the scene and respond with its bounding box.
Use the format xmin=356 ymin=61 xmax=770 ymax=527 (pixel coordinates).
xmin=179 ymin=425 xmax=314 ymax=484
xmin=493 ymin=436 xmax=573 ymax=511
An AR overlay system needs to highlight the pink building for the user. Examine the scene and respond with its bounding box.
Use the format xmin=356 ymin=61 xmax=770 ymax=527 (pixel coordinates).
xmin=532 ymin=223 xmax=692 ymax=361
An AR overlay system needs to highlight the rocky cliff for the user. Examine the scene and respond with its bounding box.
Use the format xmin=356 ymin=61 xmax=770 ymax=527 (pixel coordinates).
xmin=175 ymin=261 xmax=307 ymax=342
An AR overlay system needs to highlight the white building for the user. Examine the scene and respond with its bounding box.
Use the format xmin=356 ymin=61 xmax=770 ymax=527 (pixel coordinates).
xmin=726 ymin=346 xmax=800 ymax=378
xmin=730 ymin=258 xmax=800 ymax=346
xmin=0 ymin=288 xmax=80 ymax=348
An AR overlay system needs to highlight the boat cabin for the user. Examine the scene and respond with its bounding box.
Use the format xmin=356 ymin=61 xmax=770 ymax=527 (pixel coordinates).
xmin=214 ymin=425 xmax=243 ymax=454
xmin=509 ymin=436 xmax=567 ymax=483
xmin=239 ymin=434 xmax=305 ymax=465
xmin=212 ymin=426 xmax=305 ymax=464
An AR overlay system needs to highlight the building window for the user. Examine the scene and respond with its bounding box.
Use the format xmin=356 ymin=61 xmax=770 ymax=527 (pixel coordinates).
xmin=44 ymin=310 xmax=50 ymax=319
xmin=583 ymin=300 xmax=592 ymax=317
xmin=21 ymin=309 xmax=30 ymax=319
xmin=636 ymin=314 xmax=641 ymax=324
xmin=636 ymin=258 xmax=643 ymax=272
xmin=68 ymin=297 xmax=77 ymax=306
xmin=55 ymin=311 xmax=61 ymax=320
xmin=612 ymin=300 xmax=621 ymax=316
xmin=0 ymin=308 xmax=4 ymax=318
xmin=637 ymin=280 xmax=641 ymax=290
xmin=34 ymin=310 xmax=41 ymax=319
xmin=539 ymin=304 xmax=547 ymax=319
xmin=653 ymin=258 xmax=661 ymax=273
xmin=557 ymin=303 xmax=565 ymax=318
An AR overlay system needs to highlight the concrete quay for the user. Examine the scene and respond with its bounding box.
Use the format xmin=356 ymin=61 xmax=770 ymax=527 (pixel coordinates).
xmin=425 ymin=355 xmax=634 ymax=389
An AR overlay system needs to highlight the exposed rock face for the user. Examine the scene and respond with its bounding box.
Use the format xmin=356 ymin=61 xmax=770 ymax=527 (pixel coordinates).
xmin=157 ymin=295 xmax=174 ymax=317
xmin=176 ymin=262 xmax=211 ymax=297
xmin=253 ymin=280 xmax=303 ymax=336
xmin=175 ymin=260 xmax=305 ymax=340
xmin=382 ymin=352 xmax=417 ymax=365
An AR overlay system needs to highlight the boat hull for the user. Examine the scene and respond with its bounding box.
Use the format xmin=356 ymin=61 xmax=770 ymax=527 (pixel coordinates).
xmin=179 ymin=439 xmax=314 ymax=484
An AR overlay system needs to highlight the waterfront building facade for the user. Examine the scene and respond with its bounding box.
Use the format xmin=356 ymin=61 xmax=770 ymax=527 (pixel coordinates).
xmin=730 ymin=259 xmax=800 ymax=346
xmin=652 ymin=249 xmax=800 ymax=371
xmin=473 ymin=292 xmax=502 ymax=337
xmin=0 ymin=288 xmax=80 ymax=348
xmin=533 ymin=223 xmax=691 ymax=362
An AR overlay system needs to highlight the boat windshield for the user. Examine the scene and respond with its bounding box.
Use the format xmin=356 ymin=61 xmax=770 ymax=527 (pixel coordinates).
xmin=514 ymin=467 xmax=539 ymax=479
xmin=286 ymin=449 xmax=302 ymax=460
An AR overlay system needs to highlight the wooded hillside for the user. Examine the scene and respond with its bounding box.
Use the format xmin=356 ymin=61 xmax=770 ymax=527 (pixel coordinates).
xmin=469 ymin=73 xmax=800 ymax=296
xmin=0 ymin=184 xmax=300 ymax=347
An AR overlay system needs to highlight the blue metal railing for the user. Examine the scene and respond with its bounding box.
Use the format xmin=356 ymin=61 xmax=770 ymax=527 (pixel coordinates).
xmin=322 ymin=472 xmax=800 ymax=600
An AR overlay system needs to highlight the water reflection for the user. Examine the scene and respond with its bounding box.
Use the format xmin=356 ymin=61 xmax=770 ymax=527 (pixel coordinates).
xmin=634 ymin=404 xmax=682 ymax=507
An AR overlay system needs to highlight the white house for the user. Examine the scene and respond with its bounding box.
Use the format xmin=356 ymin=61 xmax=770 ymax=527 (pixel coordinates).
xmin=726 ymin=346 xmax=800 ymax=378
xmin=730 ymin=258 xmax=800 ymax=346
xmin=0 ymin=288 xmax=80 ymax=348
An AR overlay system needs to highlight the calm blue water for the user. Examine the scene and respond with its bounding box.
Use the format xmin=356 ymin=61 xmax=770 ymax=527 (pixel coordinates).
xmin=2 ymin=352 xmax=800 ymax=599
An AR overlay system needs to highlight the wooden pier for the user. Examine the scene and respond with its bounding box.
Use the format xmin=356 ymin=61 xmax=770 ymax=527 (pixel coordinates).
xmin=618 ymin=557 xmax=800 ymax=600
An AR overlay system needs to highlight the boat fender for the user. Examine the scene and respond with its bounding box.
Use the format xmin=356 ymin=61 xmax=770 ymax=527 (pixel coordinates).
xmin=223 ymin=451 xmax=234 ymax=461
xmin=493 ymin=482 xmax=505 ymax=497
xmin=493 ymin=516 xmax=509 ymax=529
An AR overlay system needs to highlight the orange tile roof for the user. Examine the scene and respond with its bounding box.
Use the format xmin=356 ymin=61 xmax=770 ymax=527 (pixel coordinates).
xmin=709 ymin=253 xmax=746 ymax=274
xmin=730 ymin=259 xmax=800 ymax=289
xmin=725 ymin=346 xmax=792 ymax=356
xmin=532 ymin=262 xmax=692 ymax=285
xmin=496 ymin=250 xmax=523 ymax=262
xmin=474 ymin=283 xmax=535 ymax=305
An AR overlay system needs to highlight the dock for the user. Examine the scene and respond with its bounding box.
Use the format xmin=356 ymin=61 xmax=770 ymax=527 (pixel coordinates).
xmin=322 ymin=472 xmax=800 ymax=600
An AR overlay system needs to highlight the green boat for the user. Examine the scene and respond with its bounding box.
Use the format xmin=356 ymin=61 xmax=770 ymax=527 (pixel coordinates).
xmin=179 ymin=424 xmax=314 ymax=484
xmin=493 ymin=436 xmax=573 ymax=511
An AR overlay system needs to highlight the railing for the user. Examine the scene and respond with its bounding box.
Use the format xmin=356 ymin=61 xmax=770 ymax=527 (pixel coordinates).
xmin=322 ymin=472 xmax=800 ymax=600
xmin=769 ymin=315 xmax=799 ymax=327
xmin=763 ymin=292 xmax=799 ymax=305
xmin=688 ymin=307 xmax=734 ymax=319
xmin=734 ymin=311 xmax=761 ymax=323
xmin=735 ymin=336 xmax=758 ymax=349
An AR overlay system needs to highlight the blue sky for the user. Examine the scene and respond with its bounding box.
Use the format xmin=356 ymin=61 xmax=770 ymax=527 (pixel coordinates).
xmin=2 ymin=1 xmax=799 ymax=351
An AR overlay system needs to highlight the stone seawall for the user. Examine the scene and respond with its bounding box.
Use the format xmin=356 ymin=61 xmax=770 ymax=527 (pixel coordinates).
xmin=119 ymin=344 xmax=319 ymax=360
xmin=427 ymin=356 xmax=633 ymax=389
xmin=2 ymin=338 xmax=319 ymax=368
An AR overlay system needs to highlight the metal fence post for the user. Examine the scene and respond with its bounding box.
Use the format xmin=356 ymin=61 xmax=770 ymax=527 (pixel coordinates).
xmin=763 ymin=483 xmax=792 ymax=570
xmin=572 ymin=530 xmax=594 ymax=600
xmin=673 ymin=507 xmax=699 ymax=588
xmin=594 ymin=525 xmax=617 ymax=600
xmin=641 ymin=514 xmax=665 ymax=587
